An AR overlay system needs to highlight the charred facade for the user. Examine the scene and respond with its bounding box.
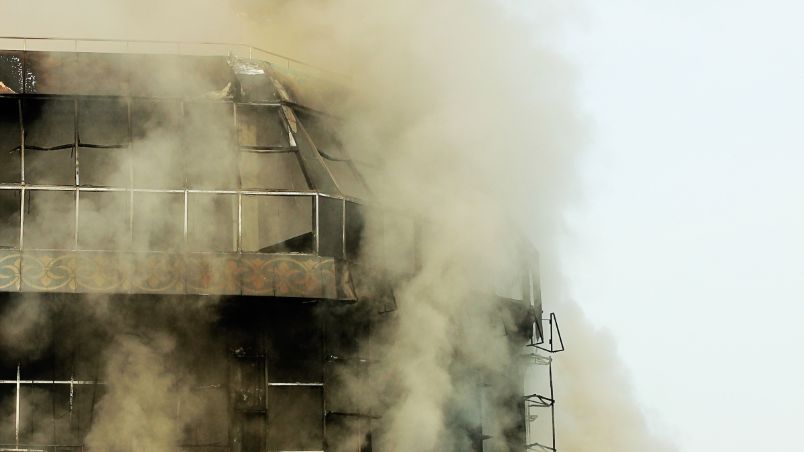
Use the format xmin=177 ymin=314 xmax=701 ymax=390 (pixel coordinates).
xmin=0 ymin=40 xmax=549 ymax=452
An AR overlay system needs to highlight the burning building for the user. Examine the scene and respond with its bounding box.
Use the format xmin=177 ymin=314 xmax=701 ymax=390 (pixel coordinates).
xmin=0 ymin=38 xmax=560 ymax=452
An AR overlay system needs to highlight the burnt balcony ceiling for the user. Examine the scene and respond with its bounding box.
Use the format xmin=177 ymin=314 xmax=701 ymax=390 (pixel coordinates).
xmin=0 ymin=50 xmax=374 ymax=299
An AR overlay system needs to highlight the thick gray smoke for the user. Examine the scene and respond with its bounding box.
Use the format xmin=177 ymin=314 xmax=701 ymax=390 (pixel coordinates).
xmin=0 ymin=0 xmax=675 ymax=451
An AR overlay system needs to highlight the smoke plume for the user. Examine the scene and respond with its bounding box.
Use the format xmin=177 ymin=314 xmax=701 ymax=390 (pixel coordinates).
xmin=0 ymin=0 xmax=675 ymax=451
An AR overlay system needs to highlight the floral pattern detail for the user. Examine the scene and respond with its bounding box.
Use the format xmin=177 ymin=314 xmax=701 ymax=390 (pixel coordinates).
xmin=76 ymin=253 xmax=129 ymax=292
xmin=0 ymin=251 xmax=21 ymax=290
xmin=186 ymin=254 xmax=240 ymax=295
xmin=21 ymin=253 xmax=77 ymax=291
xmin=0 ymin=251 xmax=356 ymax=300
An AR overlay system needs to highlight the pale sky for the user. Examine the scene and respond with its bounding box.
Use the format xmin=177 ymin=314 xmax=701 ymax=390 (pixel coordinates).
xmin=559 ymin=1 xmax=804 ymax=451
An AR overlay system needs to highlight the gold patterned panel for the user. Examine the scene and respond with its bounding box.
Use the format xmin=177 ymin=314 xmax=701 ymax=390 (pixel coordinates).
xmin=274 ymin=255 xmax=322 ymax=298
xmin=186 ymin=254 xmax=241 ymax=295
xmin=21 ymin=252 xmax=77 ymax=292
xmin=239 ymin=254 xmax=276 ymax=296
xmin=0 ymin=251 xmax=21 ymax=291
xmin=76 ymin=253 xmax=130 ymax=293
xmin=317 ymin=258 xmax=338 ymax=300
xmin=131 ymin=253 xmax=185 ymax=294
xmin=0 ymin=251 xmax=357 ymax=300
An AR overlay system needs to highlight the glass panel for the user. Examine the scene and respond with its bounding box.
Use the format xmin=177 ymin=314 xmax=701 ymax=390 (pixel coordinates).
xmin=0 ymin=98 xmax=20 ymax=183
xmin=128 ymin=54 xmax=187 ymax=98
xmin=180 ymin=388 xmax=229 ymax=448
xmin=132 ymin=192 xmax=184 ymax=251
xmin=23 ymin=98 xmax=75 ymax=185
xmin=298 ymin=110 xmax=370 ymax=198
xmin=318 ymin=196 xmax=343 ymax=258
xmin=78 ymin=191 xmax=130 ymax=250
xmin=131 ymin=100 xmax=184 ymax=189
xmin=326 ymin=416 xmax=372 ymax=452
xmin=23 ymin=52 xmax=78 ymax=94
xmin=78 ymin=98 xmax=128 ymax=146
xmin=17 ymin=386 xmax=54 ymax=445
xmin=296 ymin=110 xmax=339 ymax=153
xmin=241 ymin=195 xmax=313 ymax=253
xmin=237 ymin=105 xmax=288 ymax=148
xmin=235 ymin=65 xmax=279 ymax=103
xmin=239 ymin=152 xmax=309 ymax=190
xmin=266 ymin=386 xmax=323 ymax=451
xmin=187 ymin=193 xmax=237 ymax=252
xmin=79 ymin=98 xmax=132 ymax=185
xmin=183 ymin=102 xmax=238 ymax=189
xmin=0 ymin=190 xmax=20 ymax=248
xmin=0 ymin=385 xmax=15 ymax=443
xmin=75 ymin=52 xmax=130 ymax=96
xmin=24 ymin=190 xmax=75 ymax=249
xmin=345 ymin=202 xmax=365 ymax=260
xmin=79 ymin=147 xmax=130 ymax=187
xmin=239 ymin=413 xmax=266 ymax=451
xmin=323 ymin=157 xmax=371 ymax=199
xmin=184 ymin=56 xmax=236 ymax=99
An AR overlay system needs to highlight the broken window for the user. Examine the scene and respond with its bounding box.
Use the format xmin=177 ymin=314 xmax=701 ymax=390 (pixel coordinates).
xmin=183 ymin=101 xmax=238 ymax=189
xmin=231 ymin=59 xmax=277 ymax=103
xmin=187 ymin=193 xmax=237 ymax=252
xmin=297 ymin=110 xmax=370 ymax=199
xmin=0 ymin=98 xmax=20 ymax=183
xmin=23 ymin=52 xmax=79 ymax=94
xmin=78 ymin=98 xmax=130 ymax=187
xmin=77 ymin=191 xmax=130 ymax=250
xmin=24 ymin=189 xmax=76 ymax=250
xmin=236 ymin=105 xmax=289 ymax=149
xmin=131 ymin=99 xmax=184 ymax=189
xmin=318 ymin=195 xmax=344 ymax=258
xmin=320 ymin=149 xmax=371 ymax=199
xmin=241 ymin=195 xmax=314 ymax=253
xmin=132 ymin=192 xmax=184 ymax=251
xmin=239 ymin=152 xmax=309 ymax=190
xmin=0 ymin=190 xmax=20 ymax=248
xmin=23 ymin=98 xmax=75 ymax=185
xmin=0 ymin=51 xmax=24 ymax=94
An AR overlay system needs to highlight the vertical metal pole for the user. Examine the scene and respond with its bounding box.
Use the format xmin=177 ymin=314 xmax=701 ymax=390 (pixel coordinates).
xmin=183 ymin=190 xmax=189 ymax=248
xmin=74 ymin=98 xmax=79 ymax=186
xmin=74 ymin=99 xmax=80 ymax=249
xmin=263 ymin=334 xmax=269 ymax=452
xmin=314 ymin=195 xmax=320 ymax=254
xmin=128 ymin=98 xmax=134 ymax=244
xmin=18 ymin=99 xmax=25 ymax=250
xmin=341 ymin=200 xmax=346 ymax=258
xmin=15 ymin=363 xmax=20 ymax=448
xmin=237 ymin=192 xmax=243 ymax=253
xmin=549 ymin=360 xmax=556 ymax=450
xmin=321 ymin=309 xmax=327 ymax=450
xmin=180 ymin=100 xmax=188 ymax=250
xmin=18 ymin=98 xmax=24 ymax=183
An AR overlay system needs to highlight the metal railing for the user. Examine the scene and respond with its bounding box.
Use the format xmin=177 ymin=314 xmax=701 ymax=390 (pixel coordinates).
xmin=0 ymin=36 xmax=341 ymax=80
